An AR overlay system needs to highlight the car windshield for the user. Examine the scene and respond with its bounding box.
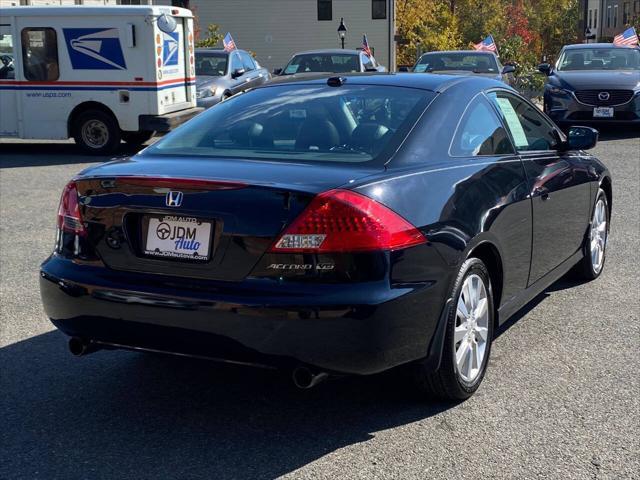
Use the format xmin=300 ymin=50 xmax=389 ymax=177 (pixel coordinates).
xmin=195 ymin=52 xmax=228 ymax=76
xmin=144 ymin=84 xmax=434 ymax=164
xmin=414 ymin=53 xmax=498 ymax=73
xmin=284 ymin=54 xmax=361 ymax=74
xmin=557 ymin=48 xmax=640 ymax=71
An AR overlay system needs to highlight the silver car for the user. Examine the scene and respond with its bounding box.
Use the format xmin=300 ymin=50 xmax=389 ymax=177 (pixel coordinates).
xmin=409 ymin=50 xmax=515 ymax=84
xmin=274 ymin=49 xmax=386 ymax=75
xmin=195 ymin=49 xmax=270 ymax=108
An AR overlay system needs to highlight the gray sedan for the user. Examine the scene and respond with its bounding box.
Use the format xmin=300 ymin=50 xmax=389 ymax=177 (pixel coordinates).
xmin=195 ymin=49 xmax=270 ymax=109
xmin=409 ymin=51 xmax=515 ymax=85
xmin=274 ymin=49 xmax=386 ymax=75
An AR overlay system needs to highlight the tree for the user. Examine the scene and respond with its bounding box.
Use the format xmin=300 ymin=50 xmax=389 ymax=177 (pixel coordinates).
xmin=196 ymin=24 xmax=223 ymax=48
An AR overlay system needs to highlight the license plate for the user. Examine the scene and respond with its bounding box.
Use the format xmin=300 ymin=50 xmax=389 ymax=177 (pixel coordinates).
xmin=144 ymin=215 xmax=212 ymax=261
xmin=593 ymin=107 xmax=614 ymax=118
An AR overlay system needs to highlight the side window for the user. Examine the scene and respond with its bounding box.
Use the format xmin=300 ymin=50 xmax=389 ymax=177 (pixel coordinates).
xmin=361 ymin=53 xmax=373 ymax=70
xmin=488 ymin=92 xmax=559 ymax=152
xmin=450 ymin=95 xmax=514 ymax=157
xmin=21 ymin=27 xmax=59 ymax=81
xmin=372 ymin=0 xmax=387 ymax=19
xmin=317 ymin=0 xmax=332 ymax=20
xmin=230 ymin=52 xmax=243 ymax=74
xmin=241 ymin=52 xmax=255 ymax=72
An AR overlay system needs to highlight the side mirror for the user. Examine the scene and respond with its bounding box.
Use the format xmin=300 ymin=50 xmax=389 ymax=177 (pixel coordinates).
xmin=231 ymin=68 xmax=246 ymax=79
xmin=273 ymin=67 xmax=283 ymax=75
xmin=398 ymin=66 xmax=410 ymax=72
xmin=565 ymin=126 xmax=599 ymax=151
xmin=501 ymin=65 xmax=516 ymax=75
xmin=538 ymin=63 xmax=552 ymax=76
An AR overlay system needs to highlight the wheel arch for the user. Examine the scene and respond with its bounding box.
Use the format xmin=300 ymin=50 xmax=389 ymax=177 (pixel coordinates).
xmin=466 ymin=241 xmax=504 ymax=327
xmin=67 ymin=101 xmax=119 ymax=137
xmin=600 ymin=175 xmax=612 ymax=216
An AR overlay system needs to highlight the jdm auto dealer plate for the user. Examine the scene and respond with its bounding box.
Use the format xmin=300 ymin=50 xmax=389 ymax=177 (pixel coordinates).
xmin=593 ymin=107 xmax=614 ymax=118
xmin=145 ymin=215 xmax=212 ymax=261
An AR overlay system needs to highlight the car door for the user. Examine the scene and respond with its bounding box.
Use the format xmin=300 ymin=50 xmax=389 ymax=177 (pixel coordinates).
xmin=0 ymin=23 xmax=18 ymax=138
xmin=488 ymin=90 xmax=591 ymax=285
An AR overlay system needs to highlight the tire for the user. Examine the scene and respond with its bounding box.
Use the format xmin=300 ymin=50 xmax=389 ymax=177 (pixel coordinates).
xmin=576 ymin=188 xmax=609 ymax=280
xmin=411 ymin=258 xmax=495 ymax=401
xmin=121 ymin=130 xmax=154 ymax=146
xmin=73 ymin=109 xmax=121 ymax=155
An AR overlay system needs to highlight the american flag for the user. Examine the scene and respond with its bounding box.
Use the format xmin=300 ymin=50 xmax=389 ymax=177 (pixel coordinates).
xmin=223 ymin=32 xmax=236 ymax=52
xmin=474 ymin=35 xmax=497 ymax=53
xmin=613 ymin=27 xmax=639 ymax=47
xmin=362 ymin=34 xmax=372 ymax=57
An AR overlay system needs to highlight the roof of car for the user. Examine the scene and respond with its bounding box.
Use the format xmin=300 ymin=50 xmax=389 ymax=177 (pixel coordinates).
xmin=563 ymin=43 xmax=639 ymax=49
xmin=292 ymin=49 xmax=363 ymax=56
xmin=420 ymin=50 xmax=497 ymax=56
xmin=263 ymin=71 xmax=505 ymax=93
xmin=195 ymin=48 xmax=242 ymax=54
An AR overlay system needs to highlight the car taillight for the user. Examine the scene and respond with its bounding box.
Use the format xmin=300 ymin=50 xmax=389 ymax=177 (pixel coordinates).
xmin=269 ymin=189 xmax=426 ymax=253
xmin=57 ymin=181 xmax=86 ymax=236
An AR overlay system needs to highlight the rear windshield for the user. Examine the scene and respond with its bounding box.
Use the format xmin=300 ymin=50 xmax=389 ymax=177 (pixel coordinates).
xmin=415 ymin=53 xmax=498 ymax=73
xmin=284 ymin=54 xmax=361 ymax=74
xmin=556 ymin=48 xmax=640 ymax=71
xmin=195 ymin=52 xmax=228 ymax=76
xmin=144 ymin=84 xmax=434 ymax=165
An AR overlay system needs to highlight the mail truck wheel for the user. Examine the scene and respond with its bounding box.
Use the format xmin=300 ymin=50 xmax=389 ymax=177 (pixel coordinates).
xmin=73 ymin=110 xmax=121 ymax=155
xmin=121 ymin=130 xmax=154 ymax=147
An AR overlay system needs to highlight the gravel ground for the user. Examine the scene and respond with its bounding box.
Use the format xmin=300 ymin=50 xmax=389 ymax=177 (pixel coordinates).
xmin=1 ymin=130 xmax=639 ymax=480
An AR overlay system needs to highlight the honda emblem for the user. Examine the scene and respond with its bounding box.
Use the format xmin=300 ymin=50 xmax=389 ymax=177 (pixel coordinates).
xmin=166 ymin=191 xmax=183 ymax=207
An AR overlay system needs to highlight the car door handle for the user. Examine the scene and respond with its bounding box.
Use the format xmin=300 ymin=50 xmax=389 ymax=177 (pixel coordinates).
xmin=534 ymin=186 xmax=550 ymax=200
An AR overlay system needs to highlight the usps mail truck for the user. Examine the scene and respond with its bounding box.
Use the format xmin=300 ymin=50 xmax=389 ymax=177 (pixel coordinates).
xmin=0 ymin=6 xmax=202 ymax=154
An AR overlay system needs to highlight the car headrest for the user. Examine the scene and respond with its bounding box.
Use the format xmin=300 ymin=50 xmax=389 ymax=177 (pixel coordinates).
xmin=350 ymin=123 xmax=390 ymax=154
xmin=230 ymin=122 xmax=273 ymax=149
xmin=295 ymin=118 xmax=340 ymax=151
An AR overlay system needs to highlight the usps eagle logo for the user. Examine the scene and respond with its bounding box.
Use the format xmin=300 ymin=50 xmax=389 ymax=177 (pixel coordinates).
xmin=162 ymin=31 xmax=180 ymax=66
xmin=63 ymin=28 xmax=127 ymax=70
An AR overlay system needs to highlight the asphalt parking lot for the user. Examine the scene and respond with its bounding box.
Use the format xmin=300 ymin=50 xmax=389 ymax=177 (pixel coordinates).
xmin=1 ymin=130 xmax=639 ymax=480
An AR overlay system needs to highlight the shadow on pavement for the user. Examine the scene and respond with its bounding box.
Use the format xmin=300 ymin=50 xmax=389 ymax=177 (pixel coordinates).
xmin=1 ymin=330 xmax=451 ymax=480
xmin=0 ymin=142 xmax=145 ymax=168
xmin=596 ymin=125 xmax=639 ymax=141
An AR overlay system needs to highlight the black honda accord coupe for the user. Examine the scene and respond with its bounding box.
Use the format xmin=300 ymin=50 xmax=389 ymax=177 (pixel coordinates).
xmin=40 ymin=73 xmax=612 ymax=400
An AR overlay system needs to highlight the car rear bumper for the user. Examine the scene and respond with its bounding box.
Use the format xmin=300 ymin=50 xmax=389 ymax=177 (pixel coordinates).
xmin=40 ymin=255 xmax=449 ymax=375
xmin=139 ymin=107 xmax=204 ymax=132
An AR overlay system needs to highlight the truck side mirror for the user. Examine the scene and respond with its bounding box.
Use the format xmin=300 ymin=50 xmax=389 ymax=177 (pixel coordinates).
xmin=273 ymin=68 xmax=283 ymax=75
xmin=501 ymin=65 xmax=516 ymax=75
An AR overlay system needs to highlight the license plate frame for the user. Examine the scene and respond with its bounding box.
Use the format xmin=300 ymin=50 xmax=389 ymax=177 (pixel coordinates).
xmin=143 ymin=214 xmax=213 ymax=262
xmin=593 ymin=107 xmax=614 ymax=118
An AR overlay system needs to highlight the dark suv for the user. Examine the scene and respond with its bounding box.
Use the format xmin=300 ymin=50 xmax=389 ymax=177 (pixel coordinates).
xmin=539 ymin=43 xmax=640 ymax=127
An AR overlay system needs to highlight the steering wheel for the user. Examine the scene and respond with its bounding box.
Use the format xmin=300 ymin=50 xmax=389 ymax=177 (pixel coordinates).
xmin=0 ymin=55 xmax=14 ymax=69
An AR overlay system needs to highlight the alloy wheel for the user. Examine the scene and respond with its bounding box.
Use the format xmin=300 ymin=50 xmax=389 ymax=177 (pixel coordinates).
xmin=454 ymin=273 xmax=490 ymax=383
xmin=590 ymin=198 xmax=607 ymax=274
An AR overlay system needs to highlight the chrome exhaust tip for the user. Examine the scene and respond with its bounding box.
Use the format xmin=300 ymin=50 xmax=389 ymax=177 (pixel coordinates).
xmin=292 ymin=366 xmax=329 ymax=389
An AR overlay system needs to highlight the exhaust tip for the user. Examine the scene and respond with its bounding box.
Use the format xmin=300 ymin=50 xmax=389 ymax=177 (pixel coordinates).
xmin=68 ymin=337 xmax=96 ymax=356
xmin=292 ymin=366 xmax=328 ymax=389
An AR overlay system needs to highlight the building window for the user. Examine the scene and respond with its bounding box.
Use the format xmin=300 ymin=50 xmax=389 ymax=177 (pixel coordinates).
xmin=607 ymin=6 xmax=611 ymax=27
xmin=372 ymin=0 xmax=387 ymax=19
xmin=635 ymin=0 xmax=640 ymax=13
xmin=588 ymin=9 xmax=593 ymax=28
xmin=594 ymin=8 xmax=598 ymax=28
xmin=614 ymin=5 xmax=618 ymax=27
xmin=21 ymin=27 xmax=59 ymax=81
xmin=317 ymin=0 xmax=332 ymax=21
xmin=623 ymin=2 xmax=630 ymax=23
